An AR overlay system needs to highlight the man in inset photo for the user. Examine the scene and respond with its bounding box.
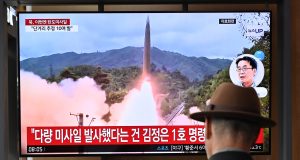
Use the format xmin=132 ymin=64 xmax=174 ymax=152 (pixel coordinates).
xmin=229 ymin=54 xmax=268 ymax=98
xmin=235 ymin=56 xmax=257 ymax=87
xmin=229 ymin=54 xmax=264 ymax=88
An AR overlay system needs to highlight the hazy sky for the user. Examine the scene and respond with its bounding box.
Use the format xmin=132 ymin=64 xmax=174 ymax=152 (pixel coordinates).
xmin=19 ymin=12 xmax=269 ymax=60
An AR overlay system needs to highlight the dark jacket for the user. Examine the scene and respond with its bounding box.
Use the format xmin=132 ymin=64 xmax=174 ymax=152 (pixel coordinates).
xmin=209 ymin=151 xmax=253 ymax=160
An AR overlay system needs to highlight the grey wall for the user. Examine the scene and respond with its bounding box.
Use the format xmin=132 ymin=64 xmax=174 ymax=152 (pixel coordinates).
xmin=0 ymin=1 xmax=10 ymax=160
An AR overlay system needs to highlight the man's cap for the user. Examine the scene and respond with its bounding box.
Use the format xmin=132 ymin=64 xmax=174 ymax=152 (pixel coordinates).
xmin=189 ymin=82 xmax=276 ymax=127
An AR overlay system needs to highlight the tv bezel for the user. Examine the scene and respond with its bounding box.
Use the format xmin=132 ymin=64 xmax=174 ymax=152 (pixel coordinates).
xmin=18 ymin=10 xmax=272 ymax=157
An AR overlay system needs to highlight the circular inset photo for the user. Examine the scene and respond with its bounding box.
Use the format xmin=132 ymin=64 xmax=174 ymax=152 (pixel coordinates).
xmin=229 ymin=54 xmax=264 ymax=87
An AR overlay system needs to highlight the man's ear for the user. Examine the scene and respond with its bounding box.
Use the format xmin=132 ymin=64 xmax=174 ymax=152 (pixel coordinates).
xmin=205 ymin=117 xmax=212 ymax=140
xmin=253 ymin=68 xmax=257 ymax=74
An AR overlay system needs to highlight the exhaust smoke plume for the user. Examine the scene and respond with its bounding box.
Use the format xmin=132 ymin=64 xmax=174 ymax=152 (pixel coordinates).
xmin=20 ymin=70 xmax=166 ymax=153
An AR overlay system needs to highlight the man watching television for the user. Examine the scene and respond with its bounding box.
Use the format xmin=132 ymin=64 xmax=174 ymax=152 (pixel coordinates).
xmin=190 ymin=82 xmax=276 ymax=160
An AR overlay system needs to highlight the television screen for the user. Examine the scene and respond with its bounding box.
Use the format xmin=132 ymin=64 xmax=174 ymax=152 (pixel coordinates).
xmin=18 ymin=12 xmax=271 ymax=156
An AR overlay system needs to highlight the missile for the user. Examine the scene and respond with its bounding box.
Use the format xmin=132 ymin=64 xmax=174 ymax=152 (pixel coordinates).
xmin=143 ymin=16 xmax=151 ymax=77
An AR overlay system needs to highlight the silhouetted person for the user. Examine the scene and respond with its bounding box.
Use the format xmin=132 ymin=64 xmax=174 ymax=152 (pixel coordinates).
xmin=190 ymin=82 xmax=276 ymax=160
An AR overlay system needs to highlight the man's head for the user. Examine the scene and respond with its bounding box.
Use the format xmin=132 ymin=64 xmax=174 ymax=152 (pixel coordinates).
xmin=190 ymin=83 xmax=276 ymax=158
xmin=203 ymin=117 xmax=260 ymax=158
xmin=236 ymin=56 xmax=257 ymax=87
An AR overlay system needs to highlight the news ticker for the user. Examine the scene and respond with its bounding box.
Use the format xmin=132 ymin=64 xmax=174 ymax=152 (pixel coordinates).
xmin=27 ymin=126 xmax=263 ymax=146
xmin=26 ymin=126 xmax=264 ymax=154
xmin=27 ymin=144 xmax=263 ymax=153
xmin=27 ymin=126 xmax=206 ymax=145
xmin=27 ymin=144 xmax=205 ymax=153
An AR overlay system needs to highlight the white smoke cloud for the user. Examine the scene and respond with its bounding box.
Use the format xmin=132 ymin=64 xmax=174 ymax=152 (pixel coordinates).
xmin=20 ymin=70 xmax=198 ymax=153
xmin=169 ymin=107 xmax=204 ymax=125
xmin=20 ymin=71 xmax=110 ymax=153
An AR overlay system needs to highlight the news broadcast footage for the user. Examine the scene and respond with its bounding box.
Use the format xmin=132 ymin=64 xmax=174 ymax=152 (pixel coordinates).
xmin=18 ymin=12 xmax=271 ymax=156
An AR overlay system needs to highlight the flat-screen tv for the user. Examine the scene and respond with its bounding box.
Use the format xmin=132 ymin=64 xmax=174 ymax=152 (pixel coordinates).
xmin=18 ymin=11 xmax=271 ymax=156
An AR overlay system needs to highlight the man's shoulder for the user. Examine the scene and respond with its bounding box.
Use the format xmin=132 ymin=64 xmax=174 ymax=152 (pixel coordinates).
xmin=209 ymin=151 xmax=253 ymax=160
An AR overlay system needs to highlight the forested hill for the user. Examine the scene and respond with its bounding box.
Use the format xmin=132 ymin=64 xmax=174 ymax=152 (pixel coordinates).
xmin=20 ymin=46 xmax=231 ymax=81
